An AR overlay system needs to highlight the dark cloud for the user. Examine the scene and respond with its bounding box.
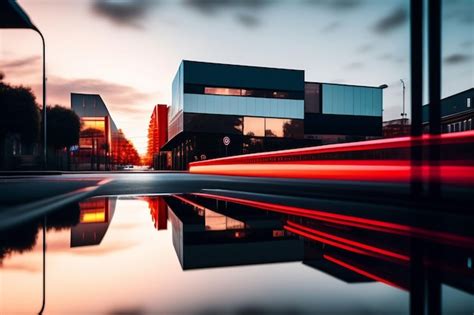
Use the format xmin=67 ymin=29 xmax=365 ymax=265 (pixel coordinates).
xmin=183 ymin=0 xmax=275 ymax=27
xmin=184 ymin=0 xmax=274 ymax=14
xmin=320 ymin=21 xmax=341 ymax=33
xmin=444 ymin=53 xmax=472 ymax=65
xmin=0 ymin=56 xmax=40 ymax=69
xmin=306 ymin=0 xmax=363 ymax=11
xmin=373 ymin=6 xmax=407 ymax=34
xmin=91 ymin=0 xmax=157 ymax=28
xmin=236 ymin=13 xmax=260 ymax=28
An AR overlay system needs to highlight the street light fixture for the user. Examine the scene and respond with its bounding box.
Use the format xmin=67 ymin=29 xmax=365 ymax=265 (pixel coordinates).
xmin=0 ymin=0 xmax=47 ymax=168
xmin=400 ymin=79 xmax=407 ymax=120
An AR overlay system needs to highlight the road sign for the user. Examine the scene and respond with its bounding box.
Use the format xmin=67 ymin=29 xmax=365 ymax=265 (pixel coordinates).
xmin=223 ymin=136 xmax=231 ymax=146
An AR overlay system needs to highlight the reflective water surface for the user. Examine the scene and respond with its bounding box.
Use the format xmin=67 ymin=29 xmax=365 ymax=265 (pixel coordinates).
xmin=1 ymin=194 xmax=473 ymax=314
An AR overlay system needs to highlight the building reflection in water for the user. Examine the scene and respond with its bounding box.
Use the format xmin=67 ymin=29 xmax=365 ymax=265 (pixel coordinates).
xmin=70 ymin=197 xmax=116 ymax=247
xmin=163 ymin=193 xmax=474 ymax=310
xmin=1 ymin=194 xmax=472 ymax=314
xmin=142 ymin=196 xmax=168 ymax=230
xmin=164 ymin=195 xmax=303 ymax=270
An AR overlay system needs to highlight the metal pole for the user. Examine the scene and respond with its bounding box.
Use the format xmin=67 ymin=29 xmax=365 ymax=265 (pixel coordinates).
xmin=428 ymin=0 xmax=442 ymax=199
xmin=35 ymin=29 xmax=47 ymax=169
xmin=39 ymin=215 xmax=47 ymax=314
xmin=410 ymin=0 xmax=423 ymax=197
xmin=400 ymin=79 xmax=406 ymax=120
xmin=409 ymin=1 xmax=425 ymax=314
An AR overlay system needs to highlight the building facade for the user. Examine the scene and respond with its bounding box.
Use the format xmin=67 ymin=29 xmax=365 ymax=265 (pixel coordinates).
xmin=422 ymin=88 xmax=473 ymax=133
xmin=146 ymin=104 xmax=169 ymax=169
xmin=71 ymin=93 xmax=140 ymax=170
xmin=383 ymin=118 xmax=410 ymax=138
xmin=162 ymin=61 xmax=384 ymax=170
xmin=304 ymin=82 xmax=382 ymax=143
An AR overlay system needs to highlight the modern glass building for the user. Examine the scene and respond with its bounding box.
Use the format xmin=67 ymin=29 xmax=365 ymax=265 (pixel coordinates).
xmin=162 ymin=61 xmax=385 ymax=170
xmin=71 ymin=93 xmax=139 ymax=170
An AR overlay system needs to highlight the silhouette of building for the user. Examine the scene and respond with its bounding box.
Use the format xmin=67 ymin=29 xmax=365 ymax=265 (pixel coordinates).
xmin=422 ymin=88 xmax=473 ymax=133
xmin=162 ymin=61 xmax=385 ymax=169
xmin=146 ymin=105 xmax=169 ymax=169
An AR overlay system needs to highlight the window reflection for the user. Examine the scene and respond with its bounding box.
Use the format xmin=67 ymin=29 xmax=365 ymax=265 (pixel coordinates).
xmin=243 ymin=117 xmax=265 ymax=137
xmin=185 ymin=113 xmax=242 ymax=134
xmin=194 ymin=85 xmax=302 ymax=100
xmin=265 ymin=118 xmax=290 ymax=137
xmin=204 ymin=87 xmax=241 ymax=96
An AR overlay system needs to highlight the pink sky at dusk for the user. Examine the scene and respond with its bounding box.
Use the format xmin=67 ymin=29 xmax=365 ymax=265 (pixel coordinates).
xmin=1 ymin=0 xmax=472 ymax=155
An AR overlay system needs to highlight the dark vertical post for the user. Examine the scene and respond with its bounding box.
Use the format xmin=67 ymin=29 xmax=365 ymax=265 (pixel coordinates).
xmin=410 ymin=0 xmax=423 ymax=196
xmin=39 ymin=216 xmax=47 ymax=314
xmin=409 ymin=1 xmax=425 ymax=315
xmin=428 ymin=0 xmax=442 ymax=198
xmin=35 ymin=29 xmax=47 ymax=169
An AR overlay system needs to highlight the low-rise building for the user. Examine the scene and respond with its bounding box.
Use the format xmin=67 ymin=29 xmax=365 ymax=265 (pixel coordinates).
xmin=162 ymin=60 xmax=385 ymax=169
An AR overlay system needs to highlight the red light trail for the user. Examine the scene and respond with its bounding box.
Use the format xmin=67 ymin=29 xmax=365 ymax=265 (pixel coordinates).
xmin=285 ymin=220 xmax=410 ymax=262
xmin=189 ymin=130 xmax=474 ymax=185
xmin=193 ymin=193 xmax=474 ymax=249
xmin=323 ymin=254 xmax=406 ymax=290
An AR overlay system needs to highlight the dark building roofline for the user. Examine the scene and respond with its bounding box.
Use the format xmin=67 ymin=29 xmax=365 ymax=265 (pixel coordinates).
xmin=70 ymin=92 xmax=119 ymax=132
xmin=422 ymin=87 xmax=474 ymax=107
xmin=181 ymin=60 xmax=305 ymax=73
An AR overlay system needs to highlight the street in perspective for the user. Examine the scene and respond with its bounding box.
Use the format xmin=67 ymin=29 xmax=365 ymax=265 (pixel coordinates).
xmin=1 ymin=1 xmax=473 ymax=314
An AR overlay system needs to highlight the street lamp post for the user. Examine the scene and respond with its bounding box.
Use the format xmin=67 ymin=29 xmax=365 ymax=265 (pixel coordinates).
xmin=36 ymin=29 xmax=47 ymax=168
xmin=400 ymin=79 xmax=407 ymax=122
xmin=0 ymin=0 xmax=47 ymax=168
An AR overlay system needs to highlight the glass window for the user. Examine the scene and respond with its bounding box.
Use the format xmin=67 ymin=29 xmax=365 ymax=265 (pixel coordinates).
xmin=243 ymin=117 xmax=265 ymax=137
xmin=264 ymin=118 xmax=304 ymax=138
xmin=185 ymin=113 xmax=242 ymax=134
xmin=265 ymin=118 xmax=289 ymax=137
xmin=204 ymin=87 xmax=241 ymax=96
xmin=82 ymin=119 xmax=105 ymax=132
xmin=241 ymin=89 xmax=265 ymax=97
xmin=304 ymin=83 xmax=320 ymax=113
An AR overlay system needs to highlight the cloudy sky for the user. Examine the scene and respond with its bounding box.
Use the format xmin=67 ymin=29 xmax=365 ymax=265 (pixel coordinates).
xmin=1 ymin=0 xmax=472 ymax=154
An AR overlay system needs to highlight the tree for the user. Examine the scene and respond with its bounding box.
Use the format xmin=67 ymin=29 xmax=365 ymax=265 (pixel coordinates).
xmin=46 ymin=105 xmax=81 ymax=169
xmin=0 ymin=81 xmax=40 ymax=144
xmin=0 ymin=79 xmax=40 ymax=168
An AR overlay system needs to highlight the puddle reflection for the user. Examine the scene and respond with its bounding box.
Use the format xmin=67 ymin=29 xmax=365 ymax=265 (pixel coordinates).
xmin=1 ymin=194 xmax=473 ymax=314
